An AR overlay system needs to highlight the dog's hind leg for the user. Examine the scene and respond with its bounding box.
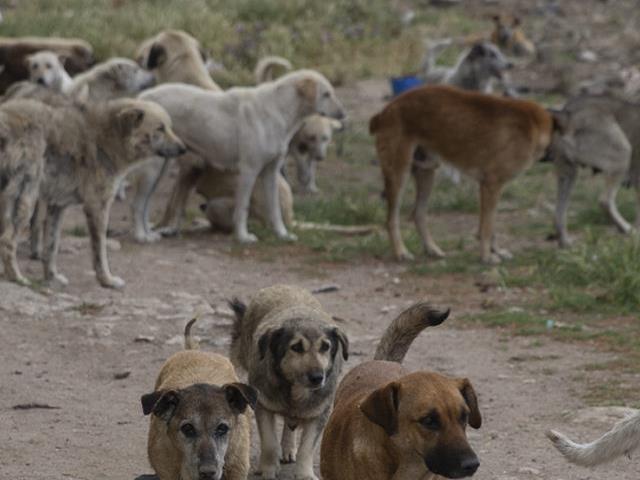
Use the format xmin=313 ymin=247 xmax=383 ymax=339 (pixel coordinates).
xmin=413 ymin=166 xmax=444 ymax=258
xmin=29 ymin=199 xmax=45 ymax=259
xmin=554 ymin=160 xmax=578 ymax=248
xmin=42 ymin=204 xmax=68 ymax=286
xmin=479 ymin=181 xmax=506 ymax=264
xmin=600 ymin=171 xmax=632 ymax=234
xmin=234 ymin=167 xmax=260 ymax=243
xmin=255 ymin=405 xmax=280 ymax=479
xmin=262 ymin=157 xmax=296 ymax=241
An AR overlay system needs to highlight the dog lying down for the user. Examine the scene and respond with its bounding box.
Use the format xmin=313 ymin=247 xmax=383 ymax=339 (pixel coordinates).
xmin=547 ymin=410 xmax=640 ymax=466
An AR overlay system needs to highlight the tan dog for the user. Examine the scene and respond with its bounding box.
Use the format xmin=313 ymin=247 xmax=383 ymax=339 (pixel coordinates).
xmin=136 ymin=29 xmax=220 ymax=90
xmin=321 ymin=303 xmax=482 ymax=480
xmin=196 ymin=168 xmax=294 ymax=232
xmin=0 ymin=36 xmax=94 ymax=93
xmin=370 ymin=85 xmax=555 ymax=264
xmin=229 ymin=285 xmax=349 ymax=480
xmin=141 ymin=319 xmax=257 ymax=480
xmin=490 ymin=14 xmax=536 ymax=57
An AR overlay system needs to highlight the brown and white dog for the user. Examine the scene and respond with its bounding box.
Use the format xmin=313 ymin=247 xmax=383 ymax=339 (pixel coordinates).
xmin=321 ymin=302 xmax=482 ymax=480
xmin=141 ymin=319 xmax=257 ymax=480
xmin=370 ymin=84 xmax=556 ymax=264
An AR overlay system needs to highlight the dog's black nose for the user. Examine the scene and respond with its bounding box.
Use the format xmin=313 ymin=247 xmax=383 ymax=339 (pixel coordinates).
xmin=460 ymin=456 xmax=480 ymax=476
xmin=307 ymin=372 xmax=324 ymax=386
xmin=199 ymin=470 xmax=217 ymax=480
xmin=176 ymin=143 xmax=187 ymax=156
xmin=37 ymin=78 xmax=46 ymax=85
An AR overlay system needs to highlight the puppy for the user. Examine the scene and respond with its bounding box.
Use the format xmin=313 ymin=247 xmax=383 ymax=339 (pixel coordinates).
xmin=0 ymin=93 xmax=185 ymax=288
xmin=139 ymin=69 xmax=345 ymax=243
xmin=25 ymin=50 xmax=73 ymax=93
xmin=321 ymin=303 xmax=482 ymax=480
xmin=289 ymin=115 xmax=343 ymax=194
xmin=142 ymin=319 xmax=257 ymax=480
xmin=196 ymin=169 xmax=294 ymax=232
xmin=370 ymin=85 xmax=556 ymax=263
xmin=490 ymin=14 xmax=536 ymax=58
xmin=547 ymin=410 xmax=640 ymax=467
xmin=229 ymin=285 xmax=349 ymax=480
xmin=0 ymin=36 xmax=94 ymax=93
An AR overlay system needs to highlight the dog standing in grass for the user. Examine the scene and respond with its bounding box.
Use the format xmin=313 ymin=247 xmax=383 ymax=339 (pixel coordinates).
xmin=229 ymin=285 xmax=349 ymax=480
xmin=370 ymin=84 xmax=556 ymax=264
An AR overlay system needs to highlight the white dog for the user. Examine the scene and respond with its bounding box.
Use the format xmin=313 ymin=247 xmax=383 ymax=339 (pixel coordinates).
xmin=26 ymin=50 xmax=73 ymax=93
xmin=139 ymin=69 xmax=345 ymax=243
xmin=547 ymin=410 xmax=640 ymax=466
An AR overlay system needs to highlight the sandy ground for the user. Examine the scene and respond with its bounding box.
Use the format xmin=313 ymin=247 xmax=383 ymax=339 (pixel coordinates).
xmin=3 ymin=19 xmax=640 ymax=476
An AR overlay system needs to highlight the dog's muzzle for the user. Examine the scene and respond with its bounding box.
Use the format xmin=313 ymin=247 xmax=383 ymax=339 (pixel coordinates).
xmin=307 ymin=371 xmax=325 ymax=388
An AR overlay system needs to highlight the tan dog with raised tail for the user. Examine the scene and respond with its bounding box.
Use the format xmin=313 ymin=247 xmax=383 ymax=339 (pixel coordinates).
xmin=321 ymin=303 xmax=482 ymax=480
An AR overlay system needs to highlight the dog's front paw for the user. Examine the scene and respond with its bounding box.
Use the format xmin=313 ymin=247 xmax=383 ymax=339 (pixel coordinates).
xmin=11 ymin=274 xmax=32 ymax=287
xmin=237 ymin=232 xmax=259 ymax=243
xmin=46 ymin=272 xmax=69 ymax=287
xmin=294 ymin=472 xmax=319 ymax=480
xmin=157 ymin=226 xmax=179 ymax=238
xmin=256 ymin=464 xmax=279 ymax=479
xmin=99 ymin=275 xmax=126 ymax=289
xmin=395 ymin=249 xmax=415 ymax=261
xmin=492 ymin=247 xmax=513 ymax=260
xmin=426 ymin=244 xmax=445 ymax=258
xmin=278 ymin=231 xmax=298 ymax=242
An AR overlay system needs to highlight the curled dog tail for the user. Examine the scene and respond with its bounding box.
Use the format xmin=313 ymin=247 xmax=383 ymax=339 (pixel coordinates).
xmin=184 ymin=318 xmax=198 ymax=350
xmin=254 ymin=55 xmax=293 ymax=84
xmin=374 ymin=302 xmax=449 ymax=363
xmin=546 ymin=411 xmax=640 ymax=466
xmin=228 ymin=297 xmax=247 ymax=344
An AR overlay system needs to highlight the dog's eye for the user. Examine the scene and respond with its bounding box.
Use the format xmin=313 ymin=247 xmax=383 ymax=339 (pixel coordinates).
xmin=157 ymin=125 xmax=166 ymax=133
xmin=319 ymin=341 xmax=330 ymax=353
xmin=290 ymin=342 xmax=304 ymax=353
xmin=420 ymin=412 xmax=441 ymax=431
xmin=322 ymin=92 xmax=330 ymax=98
xmin=45 ymin=63 xmax=52 ymax=69
xmin=180 ymin=423 xmax=197 ymax=438
xmin=308 ymin=135 xmax=316 ymax=142
xmin=215 ymin=423 xmax=229 ymax=437
xmin=32 ymin=63 xmax=39 ymax=69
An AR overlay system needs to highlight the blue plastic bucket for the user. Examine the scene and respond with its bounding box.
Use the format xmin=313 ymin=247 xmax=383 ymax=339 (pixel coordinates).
xmin=390 ymin=75 xmax=423 ymax=96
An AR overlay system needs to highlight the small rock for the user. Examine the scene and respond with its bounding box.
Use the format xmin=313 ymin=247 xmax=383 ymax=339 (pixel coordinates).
xmin=113 ymin=371 xmax=131 ymax=380
xmin=134 ymin=335 xmax=155 ymax=343
xmin=578 ymin=50 xmax=598 ymax=63
xmin=380 ymin=305 xmax=397 ymax=314
xmin=391 ymin=277 xmax=400 ymax=285
xmin=517 ymin=467 xmax=541 ymax=476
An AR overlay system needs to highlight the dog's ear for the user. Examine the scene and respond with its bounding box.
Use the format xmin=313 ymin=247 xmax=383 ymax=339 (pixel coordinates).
xmin=117 ymin=107 xmax=146 ymax=133
xmin=468 ymin=43 xmax=486 ymax=59
xmin=360 ymin=381 xmax=400 ymax=435
xmin=458 ymin=378 xmax=482 ymax=429
xmin=549 ymin=109 xmax=570 ymax=135
xmin=146 ymin=43 xmax=167 ymax=70
xmin=57 ymin=54 xmax=69 ymax=67
xmin=296 ymin=78 xmax=317 ymax=103
xmin=258 ymin=327 xmax=291 ymax=361
xmin=328 ymin=327 xmax=349 ymax=361
xmin=512 ymin=16 xmax=522 ymax=27
xmin=141 ymin=389 xmax=180 ymax=422
xmin=224 ymin=382 xmax=258 ymax=414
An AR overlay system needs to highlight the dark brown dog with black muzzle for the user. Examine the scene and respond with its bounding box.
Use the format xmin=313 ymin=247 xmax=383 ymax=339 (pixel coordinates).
xmin=321 ymin=303 xmax=482 ymax=480
xmin=141 ymin=320 xmax=257 ymax=480
xmin=229 ymin=284 xmax=349 ymax=480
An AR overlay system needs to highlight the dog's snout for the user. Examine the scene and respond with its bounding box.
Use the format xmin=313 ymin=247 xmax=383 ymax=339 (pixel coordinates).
xmin=460 ymin=455 xmax=480 ymax=476
xmin=505 ymin=62 xmax=514 ymax=70
xmin=199 ymin=465 xmax=218 ymax=480
xmin=37 ymin=77 xmax=46 ymax=85
xmin=308 ymin=371 xmax=324 ymax=386
xmin=336 ymin=109 xmax=346 ymax=121
xmin=175 ymin=142 xmax=187 ymax=156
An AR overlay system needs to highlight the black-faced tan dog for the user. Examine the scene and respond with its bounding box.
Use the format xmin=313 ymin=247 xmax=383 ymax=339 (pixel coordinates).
xmin=141 ymin=319 xmax=258 ymax=480
xmin=229 ymin=284 xmax=349 ymax=480
xmin=321 ymin=303 xmax=483 ymax=480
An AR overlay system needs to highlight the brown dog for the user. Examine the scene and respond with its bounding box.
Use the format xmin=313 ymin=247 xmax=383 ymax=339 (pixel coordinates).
xmin=141 ymin=319 xmax=257 ymax=480
xmin=370 ymin=85 xmax=555 ymax=263
xmin=490 ymin=15 xmax=536 ymax=58
xmin=320 ymin=303 xmax=482 ymax=480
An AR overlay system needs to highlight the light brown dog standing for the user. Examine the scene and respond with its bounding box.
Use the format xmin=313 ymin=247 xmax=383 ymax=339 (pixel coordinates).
xmin=321 ymin=303 xmax=482 ymax=480
xmin=370 ymin=85 xmax=555 ymax=264
xmin=141 ymin=319 xmax=257 ymax=480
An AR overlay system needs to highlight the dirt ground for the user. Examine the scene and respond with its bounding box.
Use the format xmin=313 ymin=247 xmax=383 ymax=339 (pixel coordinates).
xmin=3 ymin=2 xmax=640 ymax=475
